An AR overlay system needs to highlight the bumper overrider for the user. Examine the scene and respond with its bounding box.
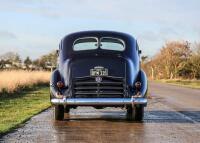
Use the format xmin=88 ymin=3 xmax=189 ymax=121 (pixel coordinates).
xmin=51 ymin=97 xmax=147 ymax=106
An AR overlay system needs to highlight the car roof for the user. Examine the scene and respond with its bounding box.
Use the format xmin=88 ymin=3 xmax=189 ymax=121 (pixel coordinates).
xmin=59 ymin=30 xmax=138 ymax=60
xmin=62 ymin=30 xmax=136 ymax=41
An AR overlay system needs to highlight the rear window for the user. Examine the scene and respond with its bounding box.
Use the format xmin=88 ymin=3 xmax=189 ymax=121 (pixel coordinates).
xmin=100 ymin=37 xmax=125 ymax=51
xmin=73 ymin=37 xmax=125 ymax=51
xmin=73 ymin=37 xmax=98 ymax=51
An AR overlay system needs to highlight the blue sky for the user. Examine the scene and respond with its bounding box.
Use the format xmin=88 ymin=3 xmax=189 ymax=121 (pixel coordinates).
xmin=0 ymin=0 xmax=200 ymax=59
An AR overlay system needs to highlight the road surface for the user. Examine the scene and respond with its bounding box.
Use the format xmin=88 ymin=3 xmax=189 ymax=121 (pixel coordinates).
xmin=1 ymin=81 xmax=200 ymax=143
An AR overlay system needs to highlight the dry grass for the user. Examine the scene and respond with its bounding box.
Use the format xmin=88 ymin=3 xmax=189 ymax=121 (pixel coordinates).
xmin=0 ymin=70 xmax=50 ymax=93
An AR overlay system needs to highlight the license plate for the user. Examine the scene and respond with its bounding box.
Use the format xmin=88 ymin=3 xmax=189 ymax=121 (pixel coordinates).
xmin=90 ymin=67 xmax=108 ymax=76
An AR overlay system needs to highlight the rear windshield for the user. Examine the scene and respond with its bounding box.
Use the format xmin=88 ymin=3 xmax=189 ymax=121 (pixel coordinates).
xmin=73 ymin=37 xmax=98 ymax=51
xmin=73 ymin=37 xmax=125 ymax=51
xmin=100 ymin=37 xmax=125 ymax=51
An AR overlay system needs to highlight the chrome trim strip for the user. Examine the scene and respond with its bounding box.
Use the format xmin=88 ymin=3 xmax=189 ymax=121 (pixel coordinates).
xmin=74 ymin=75 xmax=124 ymax=79
xmin=51 ymin=98 xmax=147 ymax=106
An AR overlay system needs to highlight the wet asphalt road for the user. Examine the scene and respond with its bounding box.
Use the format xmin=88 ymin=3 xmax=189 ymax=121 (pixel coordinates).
xmin=1 ymin=81 xmax=200 ymax=143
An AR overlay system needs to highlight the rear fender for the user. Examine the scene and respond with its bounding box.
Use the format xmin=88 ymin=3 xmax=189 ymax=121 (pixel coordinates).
xmin=137 ymin=70 xmax=148 ymax=98
xmin=50 ymin=69 xmax=61 ymax=99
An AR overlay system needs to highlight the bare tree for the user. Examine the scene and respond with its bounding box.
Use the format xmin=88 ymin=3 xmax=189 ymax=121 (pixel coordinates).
xmin=142 ymin=40 xmax=192 ymax=79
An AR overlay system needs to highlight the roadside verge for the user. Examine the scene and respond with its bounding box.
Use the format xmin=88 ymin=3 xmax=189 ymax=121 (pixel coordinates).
xmin=154 ymin=79 xmax=200 ymax=89
xmin=0 ymin=84 xmax=51 ymax=136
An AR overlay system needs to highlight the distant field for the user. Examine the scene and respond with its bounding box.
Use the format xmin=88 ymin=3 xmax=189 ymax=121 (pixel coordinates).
xmin=155 ymin=79 xmax=200 ymax=89
xmin=0 ymin=70 xmax=50 ymax=94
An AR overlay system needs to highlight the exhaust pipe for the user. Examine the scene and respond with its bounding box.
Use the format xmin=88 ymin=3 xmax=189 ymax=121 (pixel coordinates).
xmin=51 ymin=97 xmax=147 ymax=106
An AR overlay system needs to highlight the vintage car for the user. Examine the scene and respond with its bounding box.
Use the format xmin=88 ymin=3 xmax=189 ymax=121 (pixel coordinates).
xmin=50 ymin=31 xmax=148 ymax=121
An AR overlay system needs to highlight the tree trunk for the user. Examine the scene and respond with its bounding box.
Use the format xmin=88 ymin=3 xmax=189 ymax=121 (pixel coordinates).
xmin=170 ymin=72 xmax=174 ymax=79
xmin=151 ymin=67 xmax=154 ymax=80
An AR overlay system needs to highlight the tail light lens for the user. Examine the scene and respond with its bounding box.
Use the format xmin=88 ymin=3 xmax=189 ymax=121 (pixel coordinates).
xmin=135 ymin=81 xmax=141 ymax=90
xmin=57 ymin=81 xmax=64 ymax=88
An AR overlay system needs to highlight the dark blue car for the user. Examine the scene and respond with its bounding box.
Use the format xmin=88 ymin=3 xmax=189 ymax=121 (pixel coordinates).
xmin=50 ymin=31 xmax=148 ymax=121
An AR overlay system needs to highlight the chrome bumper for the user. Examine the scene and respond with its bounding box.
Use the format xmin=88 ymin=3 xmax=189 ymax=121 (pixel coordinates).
xmin=51 ymin=97 xmax=147 ymax=106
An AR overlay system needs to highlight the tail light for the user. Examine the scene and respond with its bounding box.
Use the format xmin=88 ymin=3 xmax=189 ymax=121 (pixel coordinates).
xmin=135 ymin=81 xmax=141 ymax=90
xmin=57 ymin=81 xmax=64 ymax=88
xmin=133 ymin=81 xmax=142 ymax=97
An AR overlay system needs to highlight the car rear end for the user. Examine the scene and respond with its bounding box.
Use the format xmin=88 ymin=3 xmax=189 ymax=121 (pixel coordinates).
xmin=50 ymin=31 xmax=148 ymax=121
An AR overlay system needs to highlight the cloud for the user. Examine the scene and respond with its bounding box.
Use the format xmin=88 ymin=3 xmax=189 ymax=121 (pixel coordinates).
xmin=1 ymin=0 xmax=200 ymax=26
xmin=0 ymin=0 xmax=200 ymax=59
xmin=0 ymin=31 xmax=17 ymax=39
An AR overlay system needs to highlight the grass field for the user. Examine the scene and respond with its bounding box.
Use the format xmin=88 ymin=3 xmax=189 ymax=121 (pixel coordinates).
xmin=0 ymin=70 xmax=50 ymax=94
xmin=155 ymin=79 xmax=200 ymax=89
xmin=0 ymin=85 xmax=51 ymax=135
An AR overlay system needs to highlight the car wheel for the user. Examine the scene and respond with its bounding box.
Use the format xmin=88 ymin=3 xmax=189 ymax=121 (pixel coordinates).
xmin=55 ymin=105 xmax=64 ymax=120
xmin=126 ymin=105 xmax=144 ymax=121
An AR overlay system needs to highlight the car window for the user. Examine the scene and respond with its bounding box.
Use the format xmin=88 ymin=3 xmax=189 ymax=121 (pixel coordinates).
xmin=100 ymin=37 xmax=125 ymax=51
xmin=73 ymin=37 xmax=98 ymax=51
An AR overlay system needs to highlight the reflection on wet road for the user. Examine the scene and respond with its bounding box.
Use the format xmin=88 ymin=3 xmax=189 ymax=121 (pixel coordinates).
xmin=1 ymin=82 xmax=200 ymax=143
